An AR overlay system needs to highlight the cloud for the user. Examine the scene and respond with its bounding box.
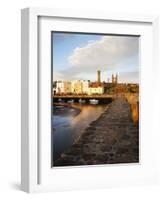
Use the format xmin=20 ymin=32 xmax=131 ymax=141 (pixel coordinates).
xmin=55 ymin=35 xmax=139 ymax=82
xmin=118 ymin=71 xmax=139 ymax=83
xmin=69 ymin=36 xmax=138 ymax=69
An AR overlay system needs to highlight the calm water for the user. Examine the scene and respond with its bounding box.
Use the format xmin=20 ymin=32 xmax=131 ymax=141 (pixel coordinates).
xmin=52 ymin=103 xmax=107 ymax=162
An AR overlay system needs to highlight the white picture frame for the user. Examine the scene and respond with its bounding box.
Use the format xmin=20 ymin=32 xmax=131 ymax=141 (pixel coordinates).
xmin=21 ymin=7 xmax=159 ymax=193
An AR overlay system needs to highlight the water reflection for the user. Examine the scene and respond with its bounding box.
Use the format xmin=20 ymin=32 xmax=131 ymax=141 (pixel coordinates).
xmin=52 ymin=103 xmax=107 ymax=161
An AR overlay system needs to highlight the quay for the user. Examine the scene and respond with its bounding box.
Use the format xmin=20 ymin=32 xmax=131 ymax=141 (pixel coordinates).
xmin=53 ymin=94 xmax=113 ymax=99
xmin=54 ymin=94 xmax=139 ymax=166
xmin=53 ymin=94 xmax=113 ymax=103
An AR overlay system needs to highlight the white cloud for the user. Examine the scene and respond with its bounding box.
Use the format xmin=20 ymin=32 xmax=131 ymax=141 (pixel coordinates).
xmin=55 ymin=35 xmax=139 ymax=82
xmin=68 ymin=36 xmax=139 ymax=71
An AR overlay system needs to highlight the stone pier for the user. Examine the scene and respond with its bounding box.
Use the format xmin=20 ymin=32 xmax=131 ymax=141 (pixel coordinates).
xmin=54 ymin=94 xmax=139 ymax=166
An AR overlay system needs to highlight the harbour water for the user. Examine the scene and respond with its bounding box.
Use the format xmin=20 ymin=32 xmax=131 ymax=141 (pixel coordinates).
xmin=52 ymin=103 xmax=107 ymax=162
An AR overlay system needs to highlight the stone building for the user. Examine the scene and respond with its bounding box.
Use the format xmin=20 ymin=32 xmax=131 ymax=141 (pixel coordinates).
xmin=112 ymin=74 xmax=118 ymax=84
xmin=97 ymin=69 xmax=101 ymax=83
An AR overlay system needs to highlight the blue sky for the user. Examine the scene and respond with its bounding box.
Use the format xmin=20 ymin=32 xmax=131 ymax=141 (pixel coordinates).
xmin=52 ymin=32 xmax=139 ymax=83
xmin=53 ymin=33 xmax=102 ymax=71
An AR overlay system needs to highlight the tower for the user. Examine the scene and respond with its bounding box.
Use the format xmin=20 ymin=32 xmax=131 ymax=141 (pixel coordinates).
xmin=112 ymin=74 xmax=118 ymax=84
xmin=115 ymin=74 xmax=118 ymax=84
xmin=97 ymin=68 xmax=101 ymax=83
xmin=112 ymin=74 xmax=114 ymax=83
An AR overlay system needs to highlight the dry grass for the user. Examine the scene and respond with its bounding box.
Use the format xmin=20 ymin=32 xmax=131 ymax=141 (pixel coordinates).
xmin=125 ymin=93 xmax=139 ymax=126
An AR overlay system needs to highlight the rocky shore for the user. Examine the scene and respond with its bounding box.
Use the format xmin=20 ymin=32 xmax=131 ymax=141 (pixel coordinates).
xmin=54 ymin=94 xmax=139 ymax=167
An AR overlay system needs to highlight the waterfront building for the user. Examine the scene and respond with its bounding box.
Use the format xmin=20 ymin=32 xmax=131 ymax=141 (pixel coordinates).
xmin=88 ymin=82 xmax=104 ymax=95
xmin=64 ymin=81 xmax=72 ymax=94
xmin=56 ymin=81 xmax=71 ymax=94
xmin=71 ymin=80 xmax=83 ymax=94
xmin=55 ymin=68 xmax=105 ymax=95
xmin=56 ymin=81 xmax=64 ymax=94
xmin=71 ymin=80 xmax=90 ymax=94
xmin=82 ymin=80 xmax=90 ymax=94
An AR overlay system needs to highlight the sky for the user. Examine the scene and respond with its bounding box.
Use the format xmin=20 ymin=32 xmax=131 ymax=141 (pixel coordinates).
xmin=52 ymin=32 xmax=139 ymax=83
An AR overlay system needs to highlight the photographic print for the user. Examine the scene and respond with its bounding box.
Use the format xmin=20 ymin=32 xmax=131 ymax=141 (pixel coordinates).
xmin=52 ymin=32 xmax=139 ymax=167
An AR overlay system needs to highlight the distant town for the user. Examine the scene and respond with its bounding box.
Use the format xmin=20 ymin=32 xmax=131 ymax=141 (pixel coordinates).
xmin=53 ymin=69 xmax=139 ymax=96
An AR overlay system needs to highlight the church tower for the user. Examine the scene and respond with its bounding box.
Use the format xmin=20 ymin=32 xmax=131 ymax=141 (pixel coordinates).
xmin=112 ymin=74 xmax=114 ymax=83
xmin=112 ymin=74 xmax=118 ymax=84
xmin=97 ymin=68 xmax=101 ymax=83
xmin=115 ymin=74 xmax=118 ymax=84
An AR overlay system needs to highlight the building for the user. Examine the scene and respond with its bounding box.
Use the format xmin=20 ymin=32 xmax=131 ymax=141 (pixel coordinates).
xmin=55 ymin=69 xmax=104 ymax=95
xmin=56 ymin=81 xmax=71 ymax=94
xmin=112 ymin=74 xmax=118 ymax=84
xmin=88 ymin=82 xmax=104 ymax=95
xmin=71 ymin=80 xmax=90 ymax=94
xmin=56 ymin=81 xmax=64 ymax=94
xmin=82 ymin=80 xmax=90 ymax=94
xmin=97 ymin=69 xmax=101 ymax=83
xmin=71 ymin=80 xmax=82 ymax=94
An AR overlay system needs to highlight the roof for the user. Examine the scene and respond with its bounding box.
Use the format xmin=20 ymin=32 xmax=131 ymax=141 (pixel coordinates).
xmin=89 ymin=82 xmax=103 ymax=88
